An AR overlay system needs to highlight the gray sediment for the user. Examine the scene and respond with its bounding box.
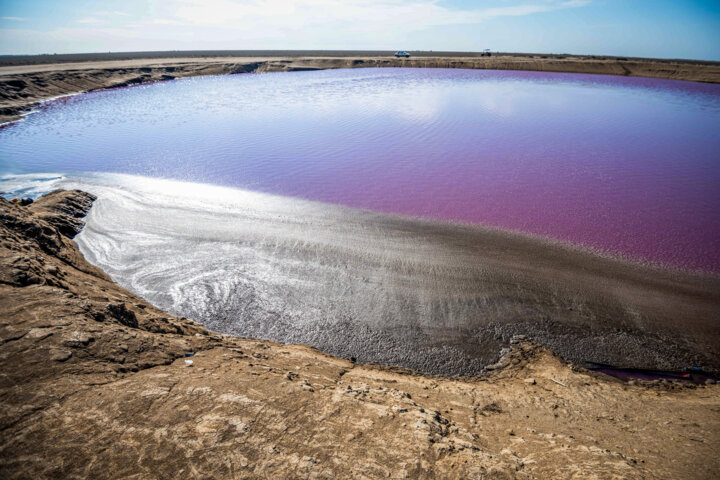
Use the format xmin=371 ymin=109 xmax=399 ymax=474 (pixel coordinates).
xmin=66 ymin=179 xmax=720 ymax=377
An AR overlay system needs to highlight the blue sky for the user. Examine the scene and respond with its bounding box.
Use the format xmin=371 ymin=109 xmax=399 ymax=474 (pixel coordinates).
xmin=1 ymin=0 xmax=719 ymax=60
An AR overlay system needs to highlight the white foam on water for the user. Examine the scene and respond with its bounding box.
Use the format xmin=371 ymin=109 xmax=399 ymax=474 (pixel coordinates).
xmin=0 ymin=173 xmax=67 ymax=198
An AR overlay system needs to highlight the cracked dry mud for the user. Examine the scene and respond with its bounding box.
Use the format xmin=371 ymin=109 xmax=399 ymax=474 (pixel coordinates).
xmin=0 ymin=191 xmax=719 ymax=479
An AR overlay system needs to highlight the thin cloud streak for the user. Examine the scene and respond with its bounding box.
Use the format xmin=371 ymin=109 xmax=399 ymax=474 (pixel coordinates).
xmin=76 ymin=18 xmax=106 ymax=25
xmin=1 ymin=0 xmax=719 ymax=60
xmin=95 ymin=11 xmax=132 ymax=17
xmin=0 ymin=0 xmax=591 ymax=53
xmin=166 ymin=0 xmax=590 ymax=28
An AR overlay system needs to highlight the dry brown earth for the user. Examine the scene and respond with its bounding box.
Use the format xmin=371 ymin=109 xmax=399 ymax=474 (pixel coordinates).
xmin=1 ymin=191 xmax=719 ymax=479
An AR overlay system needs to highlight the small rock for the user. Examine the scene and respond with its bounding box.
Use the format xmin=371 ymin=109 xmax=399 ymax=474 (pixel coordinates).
xmin=481 ymin=402 xmax=503 ymax=414
xmin=50 ymin=350 xmax=72 ymax=362
xmin=506 ymin=429 xmax=515 ymax=436
xmin=106 ymin=303 xmax=138 ymax=328
xmin=26 ymin=328 xmax=54 ymax=340
xmin=184 ymin=359 xmax=194 ymax=367
xmin=523 ymin=378 xmax=536 ymax=385
xmin=62 ymin=332 xmax=93 ymax=348
xmin=43 ymin=264 xmax=59 ymax=275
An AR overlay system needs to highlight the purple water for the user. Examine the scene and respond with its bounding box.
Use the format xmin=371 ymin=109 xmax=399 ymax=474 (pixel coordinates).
xmin=1 ymin=68 xmax=719 ymax=271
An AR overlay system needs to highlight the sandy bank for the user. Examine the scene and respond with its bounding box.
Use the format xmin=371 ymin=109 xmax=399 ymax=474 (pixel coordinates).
xmin=1 ymin=190 xmax=719 ymax=479
xmin=1 ymin=52 xmax=719 ymax=123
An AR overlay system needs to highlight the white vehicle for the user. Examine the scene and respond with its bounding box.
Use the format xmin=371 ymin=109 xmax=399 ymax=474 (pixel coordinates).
xmin=394 ymin=51 xmax=411 ymax=58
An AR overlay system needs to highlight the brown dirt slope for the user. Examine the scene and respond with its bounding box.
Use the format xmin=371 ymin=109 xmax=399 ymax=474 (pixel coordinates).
xmin=1 ymin=54 xmax=719 ymax=123
xmin=0 ymin=190 xmax=719 ymax=479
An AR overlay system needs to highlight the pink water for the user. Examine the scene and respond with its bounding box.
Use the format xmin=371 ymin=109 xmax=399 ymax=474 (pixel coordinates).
xmin=1 ymin=68 xmax=719 ymax=271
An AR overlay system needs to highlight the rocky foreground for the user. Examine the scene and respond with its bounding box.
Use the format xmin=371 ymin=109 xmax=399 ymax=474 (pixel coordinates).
xmin=1 ymin=191 xmax=719 ymax=479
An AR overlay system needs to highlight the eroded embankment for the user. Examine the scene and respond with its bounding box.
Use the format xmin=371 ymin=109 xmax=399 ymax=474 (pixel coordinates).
xmin=1 ymin=190 xmax=719 ymax=479
xmin=2 ymin=54 xmax=720 ymax=123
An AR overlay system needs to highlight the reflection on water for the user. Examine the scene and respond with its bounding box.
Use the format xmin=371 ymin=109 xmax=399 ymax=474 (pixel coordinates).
xmin=3 ymin=173 xmax=718 ymax=375
xmin=1 ymin=68 xmax=719 ymax=271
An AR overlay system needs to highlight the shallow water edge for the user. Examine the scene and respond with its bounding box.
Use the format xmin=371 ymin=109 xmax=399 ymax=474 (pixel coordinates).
xmin=3 ymin=173 xmax=718 ymax=376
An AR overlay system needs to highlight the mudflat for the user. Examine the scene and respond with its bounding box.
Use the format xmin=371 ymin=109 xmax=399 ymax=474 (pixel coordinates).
xmin=1 ymin=191 xmax=718 ymax=479
xmin=1 ymin=50 xmax=720 ymax=123
xmin=60 ymin=175 xmax=720 ymax=376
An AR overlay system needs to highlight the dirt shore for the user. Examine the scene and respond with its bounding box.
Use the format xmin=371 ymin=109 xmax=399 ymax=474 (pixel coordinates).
xmin=1 ymin=190 xmax=719 ymax=479
xmin=1 ymin=52 xmax=719 ymax=124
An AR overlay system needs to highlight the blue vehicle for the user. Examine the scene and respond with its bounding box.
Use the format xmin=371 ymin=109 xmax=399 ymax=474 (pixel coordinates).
xmin=394 ymin=51 xmax=411 ymax=58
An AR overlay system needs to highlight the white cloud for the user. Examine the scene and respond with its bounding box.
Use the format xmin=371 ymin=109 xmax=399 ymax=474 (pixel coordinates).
xmin=562 ymin=0 xmax=592 ymax=7
xmin=478 ymin=5 xmax=556 ymax=19
xmin=2 ymin=16 xmax=26 ymax=21
xmin=77 ymin=17 xmax=106 ymax=25
xmin=152 ymin=19 xmax=184 ymax=25
xmin=95 ymin=10 xmax=132 ymax=17
xmin=166 ymin=0 xmax=590 ymax=29
xmin=1 ymin=1 xmax=593 ymax=54
xmin=141 ymin=0 xmax=592 ymax=48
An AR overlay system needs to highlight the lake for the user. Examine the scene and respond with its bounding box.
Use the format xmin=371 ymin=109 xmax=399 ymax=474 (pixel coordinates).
xmin=1 ymin=67 xmax=719 ymax=272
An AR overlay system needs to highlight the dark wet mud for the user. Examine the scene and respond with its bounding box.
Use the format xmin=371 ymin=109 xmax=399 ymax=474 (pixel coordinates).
xmin=17 ymin=174 xmax=718 ymax=377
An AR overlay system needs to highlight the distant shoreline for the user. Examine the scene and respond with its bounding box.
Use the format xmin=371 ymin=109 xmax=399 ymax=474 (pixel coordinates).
xmin=2 ymin=52 xmax=720 ymax=124
xmin=3 ymin=50 xmax=720 ymax=67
